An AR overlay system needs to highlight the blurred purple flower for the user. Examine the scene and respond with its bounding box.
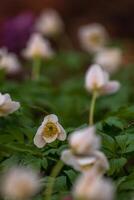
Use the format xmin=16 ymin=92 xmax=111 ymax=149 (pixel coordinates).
xmin=0 ymin=12 xmax=35 ymax=54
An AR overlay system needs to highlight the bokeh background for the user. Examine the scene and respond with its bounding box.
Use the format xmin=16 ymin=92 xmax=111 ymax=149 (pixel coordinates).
xmin=0 ymin=0 xmax=133 ymax=61
xmin=0 ymin=0 xmax=134 ymax=36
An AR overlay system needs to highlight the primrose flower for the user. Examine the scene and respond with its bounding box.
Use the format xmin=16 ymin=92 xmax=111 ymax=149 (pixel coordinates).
xmin=34 ymin=114 xmax=66 ymax=148
xmin=35 ymin=9 xmax=64 ymax=37
xmin=0 ymin=93 xmax=20 ymax=116
xmin=1 ymin=167 xmax=41 ymax=200
xmin=22 ymin=33 xmax=54 ymax=59
xmin=73 ymin=168 xmax=115 ymax=200
xmin=85 ymin=64 xmax=120 ymax=95
xmin=78 ymin=23 xmax=108 ymax=53
xmin=94 ymin=48 xmax=122 ymax=73
xmin=0 ymin=48 xmax=21 ymax=74
xmin=69 ymin=126 xmax=100 ymax=155
xmin=61 ymin=150 xmax=109 ymax=173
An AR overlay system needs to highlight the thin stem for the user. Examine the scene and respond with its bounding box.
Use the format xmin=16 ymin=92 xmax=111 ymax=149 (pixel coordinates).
xmin=32 ymin=57 xmax=41 ymax=80
xmin=45 ymin=160 xmax=64 ymax=200
xmin=89 ymin=91 xmax=98 ymax=126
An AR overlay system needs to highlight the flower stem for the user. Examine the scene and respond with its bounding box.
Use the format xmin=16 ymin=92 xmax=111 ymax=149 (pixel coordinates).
xmin=45 ymin=160 xmax=64 ymax=200
xmin=32 ymin=57 xmax=41 ymax=80
xmin=89 ymin=91 xmax=98 ymax=125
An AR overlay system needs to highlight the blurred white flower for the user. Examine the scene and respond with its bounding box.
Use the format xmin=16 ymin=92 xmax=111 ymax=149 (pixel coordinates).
xmin=61 ymin=150 xmax=109 ymax=173
xmin=85 ymin=64 xmax=120 ymax=95
xmin=34 ymin=114 xmax=66 ymax=148
xmin=0 ymin=48 xmax=21 ymax=74
xmin=78 ymin=23 xmax=108 ymax=53
xmin=22 ymin=33 xmax=54 ymax=59
xmin=69 ymin=126 xmax=100 ymax=155
xmin=73 ymin=168 xmax=115 ymax=200
xmin=0 ymin=93 xmax=20 ymax=116
xmin=1 ymin=167 xmax=41 ymax=200
xmin=35 ymin=9 xmax=64 ymax=37
xmin=94 ymin=48 xmax=122 ymax=73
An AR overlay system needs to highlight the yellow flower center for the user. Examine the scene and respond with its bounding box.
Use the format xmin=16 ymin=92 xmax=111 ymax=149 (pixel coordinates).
xmin=90 ymin=34 xmax=101 ymax=45
xmin=43 ymin=122 xmax=58 ymax=138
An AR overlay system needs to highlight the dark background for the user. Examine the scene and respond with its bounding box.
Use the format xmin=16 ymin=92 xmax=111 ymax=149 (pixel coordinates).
xmin=0 ymin=0 xmax=134 ymax=37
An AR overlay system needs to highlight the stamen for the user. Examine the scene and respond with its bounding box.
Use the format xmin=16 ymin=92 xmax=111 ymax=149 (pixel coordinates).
xmin=43 ymin=122 xmax=58 ymax=138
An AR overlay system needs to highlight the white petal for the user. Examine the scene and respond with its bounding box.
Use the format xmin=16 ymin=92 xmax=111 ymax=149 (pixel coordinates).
xmin=57 ymin=124 xmax=66 ymax=141
xmin=0 ymin=93 xmax=6 ymax=105
xmin=93 ymin=151 xmax=109 ymax=172
xmin=43 ymin=133 xmax=58 ymax=143
xmin=94 ymin=48 xmax=122 ymax=74
xmin=34 ymin=133 xmax=46 ymax=148
xmin=43 ymin=114 xmax=58 ymax=124
xmin=85 ymin=64 xmax=106 ymax=92
xmin=69 ymin=126 xmax=100 ymax=155
xmin=61 ymin=150 xmax=80 ymax=171
xmin=77 ymin=157 xmax=96 ymax=166
xmin=78 ymin=23 xmax=108 ymax=53
xmin=101 ymin=81 xmax=120 ymax=95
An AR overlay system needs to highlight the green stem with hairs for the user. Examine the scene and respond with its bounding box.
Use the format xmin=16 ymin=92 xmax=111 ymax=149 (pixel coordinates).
xmin=32 ymin=57 xmax=41 ymax=80
xmin=89 ymin=91 xmax=98 ymax=125
xmin=45 ymin=160 xmax=64 ymax=200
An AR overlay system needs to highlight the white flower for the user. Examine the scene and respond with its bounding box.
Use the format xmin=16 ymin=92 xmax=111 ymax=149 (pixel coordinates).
xmin=1 ymin=167 xmax=41 ymax=200
xmin=73 ymin=168 xmax=115 ymax=200
xmin=85 ymin=64 xmax=120 ymax=95
xmin=35 ymin=9 xmax=64 ymax=37
xmin=34 ymin=114 xmax=66 ymax=148
xmin=0 ymin=48 xmax=21 ymax=74
xmin=0 ymin=93 xmax=20 ymax=116
xmin=22 ymin=33 xmax=54 ymax=59
xmin=94 ymin=48 xmax=122 ymax=73
xmin=61 ymin=150 xmax=109 ymax=173
xmin=78 ymin=23 xmax=108 ymax=53
xmin=69 ymin=126 xmax=100 ymax=155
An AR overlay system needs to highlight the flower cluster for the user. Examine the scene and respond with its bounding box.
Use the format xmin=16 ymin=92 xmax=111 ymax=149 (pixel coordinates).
xmin=61 ymin=126 xmax=109 ymax=173
xmin=79 ymin=23 xmax=122 ymax=73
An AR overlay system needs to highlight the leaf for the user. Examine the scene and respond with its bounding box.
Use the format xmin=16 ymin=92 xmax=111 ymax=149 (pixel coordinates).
xmin=108 ymin=157 xmax=127 ymax=175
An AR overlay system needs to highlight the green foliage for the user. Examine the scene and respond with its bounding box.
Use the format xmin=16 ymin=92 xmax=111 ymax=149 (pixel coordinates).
xmin=0 ymin=51 xmax=133 ymax=200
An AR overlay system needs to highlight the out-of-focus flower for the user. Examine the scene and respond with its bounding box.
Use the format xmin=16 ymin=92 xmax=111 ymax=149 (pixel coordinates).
xmin=61 ymin=150 xmax=109 ymax=173
xmin=0 ymin=12 xmax=35 ymax=53
xmin=0 ymin=93 xmax=20 ymax=116
xmin=73 ymin=168 xmax=114 ymax=200
xmin=85 ymin=64 xmax=120 ymax=95
xmin=1 ymin=167 xmax=41 ymax=200
xmin=22 ymin=33 xmax=54 ymax=59
xmin=69 ymin=126 xmax=100 ymax=155
xmin=94 ymin=48 xmax=122 ymax=73
xmin=0 ymin=48 xmax=21 ymax=74
xmin=78 ymin=23 xmax=108 ymax=53
xmin=34 ymin=114 xmax=66 ymax=148
xmin=35 ymin=9 xmax=64 ymax=37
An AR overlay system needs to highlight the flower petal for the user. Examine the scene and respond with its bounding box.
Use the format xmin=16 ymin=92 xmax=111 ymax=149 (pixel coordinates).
xmin=101 ymin=81 xmax=120 ymax=95
xmin=34 ymin=132 xmax=46 ymax=148
xmin=69 ymin=126 xmax=100 ymax=155
xmin=43 ymin=114 xmax=58 ymax=124
xmin=85 ymin=64 xmax=106 ymax=92
xmin=77 ymin=157 xmax=96 ymax=166
xmin=57 ymin=124 xmax=66 ymax=141
xmin=93 ymin=151 xmax=109 ymax=172
xmin=43 ymin=133 xmax=58 ymax=143
xmin=61 ymin=150 xmax=80 ymax=171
